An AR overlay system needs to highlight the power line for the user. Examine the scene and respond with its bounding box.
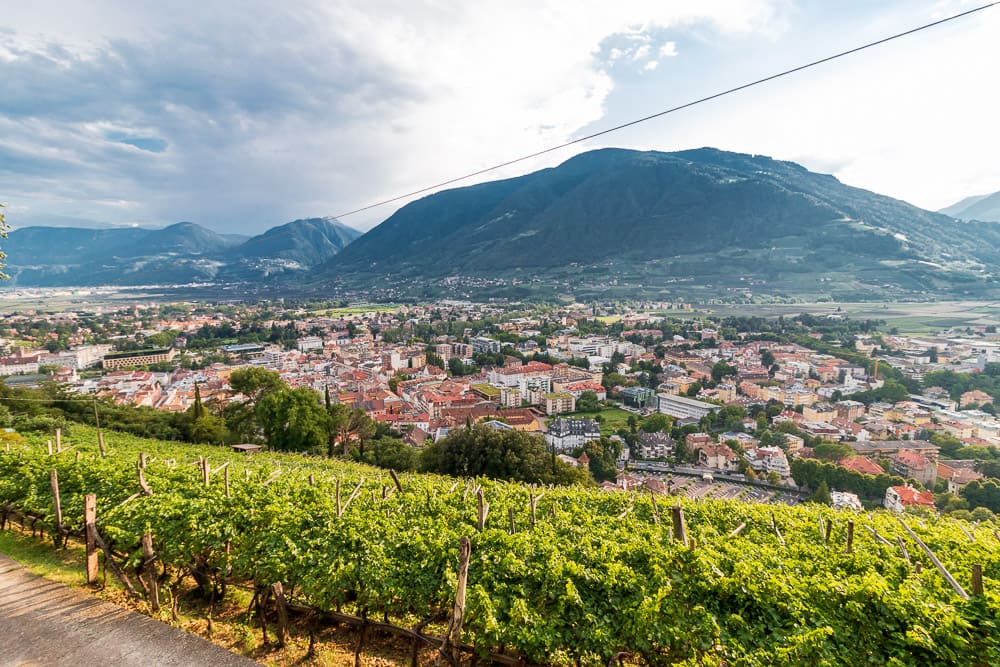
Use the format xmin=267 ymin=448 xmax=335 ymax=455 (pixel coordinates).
xmin=334 ymin=2 xmax=998 ymax=220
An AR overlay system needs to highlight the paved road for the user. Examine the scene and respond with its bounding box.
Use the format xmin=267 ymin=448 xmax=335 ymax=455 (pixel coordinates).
xmin=0 ymin=554 xmax=261 ymax=667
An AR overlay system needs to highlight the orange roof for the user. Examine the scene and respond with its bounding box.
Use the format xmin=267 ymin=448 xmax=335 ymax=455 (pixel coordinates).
xmin=890 ymin=485 xmax=934 ymax=507
xmin=840 ymin=457 xmax=884 ymax=476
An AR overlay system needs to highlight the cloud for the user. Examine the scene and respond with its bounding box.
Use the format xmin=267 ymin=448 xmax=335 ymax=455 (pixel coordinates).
xmin=659 ymin=41 xmax=679 ymax=57
xmin=0 ymin=0 xmax=788 ymax=232
xmin=9 ymin=1 xmax=994 ymax=231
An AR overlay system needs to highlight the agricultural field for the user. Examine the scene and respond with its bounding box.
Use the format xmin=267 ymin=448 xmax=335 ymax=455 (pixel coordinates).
xmin=703 ymin=300 xmax=1000 ymax=334
xmin=564 ymin=407 xmax=634 ymax=434
xmin=313 ymin=304 xmax=403 ymax=317
xmin=1 ymin=424 xmax=998 ymax=666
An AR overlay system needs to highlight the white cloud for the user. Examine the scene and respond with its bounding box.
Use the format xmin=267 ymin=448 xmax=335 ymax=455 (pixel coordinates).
xmin=0 ymin=1 xmax=788 ymax=231
xmin=2 ymin=0 xmax=995 ymax=233
xmin=659 ymin=41 xmax=679 ymax=57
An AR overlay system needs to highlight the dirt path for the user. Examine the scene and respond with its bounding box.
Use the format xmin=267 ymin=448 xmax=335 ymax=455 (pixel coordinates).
xmin=0 ymin=554 xmax=261 ymax=667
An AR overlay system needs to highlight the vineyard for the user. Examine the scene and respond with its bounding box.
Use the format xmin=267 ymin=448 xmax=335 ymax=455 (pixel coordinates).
xmin=1 ymin=424 xmax=998 ymax=666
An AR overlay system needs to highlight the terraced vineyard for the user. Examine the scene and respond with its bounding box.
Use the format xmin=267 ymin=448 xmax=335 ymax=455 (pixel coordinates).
xmin=1 ymin=424 xmax=998 ymax=666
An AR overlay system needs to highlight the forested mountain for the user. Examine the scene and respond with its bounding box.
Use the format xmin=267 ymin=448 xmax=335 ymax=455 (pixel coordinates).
xmin=941 ymin=190 xmax=1000 ymax=222
xmin=3 ymin=217 xmax=360 ymax=286
xmin=320 ymin=147 xmax=1000 ymax=299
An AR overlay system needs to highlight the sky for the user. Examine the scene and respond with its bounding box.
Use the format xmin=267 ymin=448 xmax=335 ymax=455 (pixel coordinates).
xmin=1 ymin=0 xmax=998 ymax=235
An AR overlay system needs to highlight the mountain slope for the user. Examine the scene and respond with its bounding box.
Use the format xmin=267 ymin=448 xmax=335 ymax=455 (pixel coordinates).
xmin=224 ymin=217 xmax=361 ymax=273
xmin=2 ymin=218 xmax=361 ymax=286
xmin=940 ymin=190 xmax=1000 ymax=222
xmin=320 ymin=147 xmax=999 ymax=299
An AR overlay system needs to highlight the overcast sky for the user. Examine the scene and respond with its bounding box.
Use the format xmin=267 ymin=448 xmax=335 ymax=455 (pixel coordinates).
xmin=2 ymin=0 xmax=998 ymax=234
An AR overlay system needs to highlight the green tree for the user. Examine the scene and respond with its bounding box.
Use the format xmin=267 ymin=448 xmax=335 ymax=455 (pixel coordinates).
xmin=813 ymin=441 xmax=853 ymax=462
xmin=229 ymin=367 xmax=284 ymax=406
xmin=640 ymin=413 xmax=672 ymax=433
xmin=711 ymin=361 xmax=737 ymax=383
xmin=328 ymin=403 xmax=375 ymax=457
xmin=576 ymin=390 xmax=601 ymax=413
xmin=420 ymin=423 xmax=591 ymax=485
xmin=257 ymin=387 xmax=331 ymax=452
xmin=190 ymin=382 xmax=207 ymax=421
xmin=188 ymin=414 xmax=229 ymax=444
xmin=359 ymin=436 xmax=418 ymax=471
xmin=579 ymin=436 xmax=621 ymax=483
xmin=809 ymin=479 xmax=832 ymax=505
xmin=961 ymin=478 xmax=1000 ymax=513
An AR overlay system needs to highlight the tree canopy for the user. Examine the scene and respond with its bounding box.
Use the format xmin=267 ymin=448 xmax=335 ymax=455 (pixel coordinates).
xmin=420 ymin=423 xmax=591 ymax=485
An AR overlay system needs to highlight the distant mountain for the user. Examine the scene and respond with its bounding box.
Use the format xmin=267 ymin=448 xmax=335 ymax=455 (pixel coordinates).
xmin=2 ymin=218 xmax=360 ymax=286
xmin=320 ymin=147 xmax=1000 ymax=300
xmin=940 ymin=191 xmax=1000 ymax=222
xmin=224 ymin=218 xmax=362 ymax=275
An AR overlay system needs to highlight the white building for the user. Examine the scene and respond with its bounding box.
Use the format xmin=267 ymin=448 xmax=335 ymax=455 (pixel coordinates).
xmin=545 ymin=418 xmax=601 ymax=452
xmin=747 ymin=447 xmax=791 ymax=478
xmin=656 ymin=393 xmax=718 ymax=420
xmin=297 ymin=336 xmax=323 ymax=352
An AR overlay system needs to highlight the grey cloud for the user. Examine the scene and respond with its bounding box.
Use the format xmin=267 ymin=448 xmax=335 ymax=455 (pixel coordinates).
xmin=0 ymin=9 xmax=423 ymax=233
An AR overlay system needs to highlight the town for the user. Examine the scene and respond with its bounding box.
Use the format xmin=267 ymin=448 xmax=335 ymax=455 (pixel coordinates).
xmin=2 ymin=298 xmax=998 ymax=519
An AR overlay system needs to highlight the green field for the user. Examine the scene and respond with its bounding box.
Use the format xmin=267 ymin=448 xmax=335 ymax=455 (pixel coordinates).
xmin=313 ymin=303 xmax=403 ymax=316
xmin=700 ymin=300 xmax=1000 ymax=334
xmin=565 ymin=406 xmax=634 ymax=434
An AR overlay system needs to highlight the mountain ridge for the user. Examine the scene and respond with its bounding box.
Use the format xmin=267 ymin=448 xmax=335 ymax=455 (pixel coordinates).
xmin=318 ymin=147 xmax=999 ymax=299
xmin=3 ymin=217 xmax=361 ymax=286
xmin=940 ymin=190 xmax=1000 ymax=223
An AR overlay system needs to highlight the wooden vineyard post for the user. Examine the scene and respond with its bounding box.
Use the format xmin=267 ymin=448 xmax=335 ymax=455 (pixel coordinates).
xmin=529 ymin=493 xmax=538 ymax=529
xmin=845 ymin=520 xmax=854 ymax=554
xmin=50 ymin=469 xmax=63 ymax=547
xmin=271 ymin=582 xmax=289 ymax=647
xmin=390 ymin=468 xmax=404 ymax=493
xmin=309 ymin=474 xmax=315 ymax=486
xmin=898 ymin=519 xmax=968 ymax=600
xmin=477 ymin=488 xmax=489 ymax=532
xmin=85 ymin=494 xmax=98 ymax=585
xmin=897 ymin=536 xmax=911 ymax=566
xmin=94 ymin=397 xmax=106 ymax=457
xmin=142 ymin=533 xmax=160 ymax=611
xmin=824 ymin=519 xmax=833 ymax=545
xmin=650 ymin=490 xmax=661 ymax=525
xmin=671 ymin=505 xmax=687 ymax=546
xmin=55 ymin=428 xmax=61 ymax=453
xmin=47 ymin=440 xmax=53 ymax=456
xmin=201 ymin=457 xmax=210 ymax=486
xmin=336 ymin=479 xmax=343 ymax=517
xmin=972 ymin=564 xmax=984 ymax=596
xmin=137 ymin=461 xmax=153 ymax=496
xmin=440 ymin=536 xmax=471 ymax=665
xmin=770 ymin=512 xmax=785 ymax=546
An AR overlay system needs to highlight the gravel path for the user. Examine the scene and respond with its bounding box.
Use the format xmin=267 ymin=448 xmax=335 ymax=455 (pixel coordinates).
xmin=0 ymin=554 xmax=261 ymax=667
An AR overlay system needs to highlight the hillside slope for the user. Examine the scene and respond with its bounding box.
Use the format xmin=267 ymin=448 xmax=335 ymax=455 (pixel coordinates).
xmin=321 ymin=148 xmax=999 ymax=299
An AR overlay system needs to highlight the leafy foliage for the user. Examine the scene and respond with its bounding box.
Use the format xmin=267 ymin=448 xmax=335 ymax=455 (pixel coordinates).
xmin=0 ymin=425 xmax=998 ymax=666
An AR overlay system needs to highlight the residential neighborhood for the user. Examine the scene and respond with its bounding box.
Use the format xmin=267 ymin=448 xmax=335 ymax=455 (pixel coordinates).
xmin=2 ymin=299 xmax=999 ymax=517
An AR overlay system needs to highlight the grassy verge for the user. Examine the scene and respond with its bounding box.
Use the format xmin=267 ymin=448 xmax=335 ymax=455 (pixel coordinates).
xmin=0 ymin=526 xmax=87 ymax=587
